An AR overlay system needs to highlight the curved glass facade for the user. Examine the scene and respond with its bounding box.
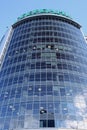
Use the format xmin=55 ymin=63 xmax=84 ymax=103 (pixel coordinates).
xmin=0 ymin=12 xmax=87 ymax=130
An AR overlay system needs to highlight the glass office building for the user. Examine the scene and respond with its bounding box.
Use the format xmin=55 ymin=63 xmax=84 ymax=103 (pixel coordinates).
xmin=0 ymin=9 xmax=87 ymax=130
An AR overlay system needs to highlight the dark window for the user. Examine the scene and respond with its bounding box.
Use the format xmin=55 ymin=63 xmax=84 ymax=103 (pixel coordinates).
xmin=53 ymin=73 xmax=57 ymax=81
xmin=18 ymin=56 xmax=22 ymax=62
xmin=29 ymin=74 xmax=34 ymax=81
xmin=22 ymin=55 xmax=26 ymax=60
xmin=32 ymin=53 xmax=41 ymax=59
xmin=41 ymin=62 xmax=46 ymax=69
xmin=61 ymin=54 xmax=65 ymax=59
xmin=13 ymin=77 xmax=18 ymax=84
xmin=18 ymin=76 xmax=23 ymax=83
xmin=48 ymin=120 xmax=55 ymax=127
xmin=41 ymin=73 xmax=46 ymax=81
xmin=20 ymin=64 xmax=25 ymax=71
xmin=56 ymin=53 xmax=60 ymax=59
xmin=46 ymin=63 xmax=51 ymax=68
xmin=8 ymin=78 xmax=13 ymax=85
xmin=40 ymin=120 xmax=55 ymax=127
xmin=57 ymin=64 xmax=62 ymax=69
xmin=13 ymin=57 xmax=17 ymax=63
xmin=31 ymin=64 xmax=35 ymax=69
xmin=47 ymin=73 xmax=52 ymax=80
xmin=16 ymin=65 xmax=20 ymax=72
xmin=59 ymin=75 xmax=64 ymax=81
xmin=35 ymin=73 xmax=40 ymax=81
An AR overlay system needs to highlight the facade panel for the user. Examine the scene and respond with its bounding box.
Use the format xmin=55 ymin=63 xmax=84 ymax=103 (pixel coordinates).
xmin=0 ymin=10 xmax=87 ymax=130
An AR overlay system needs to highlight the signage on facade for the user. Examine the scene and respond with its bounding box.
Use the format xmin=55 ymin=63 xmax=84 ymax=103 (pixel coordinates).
xmin=17 ymin=9 xmax=72 ymax=21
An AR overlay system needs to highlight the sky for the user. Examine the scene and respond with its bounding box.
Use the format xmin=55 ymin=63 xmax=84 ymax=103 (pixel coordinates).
xmin=0 ymin=0 xmax=87 ymax=42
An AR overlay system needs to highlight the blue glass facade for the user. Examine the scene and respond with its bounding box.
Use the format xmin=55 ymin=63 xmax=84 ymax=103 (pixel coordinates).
xmin=0 ymin=12 xmax=87 ymax=130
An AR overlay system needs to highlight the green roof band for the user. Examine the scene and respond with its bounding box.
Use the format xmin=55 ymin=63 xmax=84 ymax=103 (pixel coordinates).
xmin=17 ymin=9 xmax=72 ymax=21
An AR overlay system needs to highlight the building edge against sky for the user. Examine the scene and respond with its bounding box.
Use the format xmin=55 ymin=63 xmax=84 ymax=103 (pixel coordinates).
xmin=0 ymin=9 xmax=87 ymax=130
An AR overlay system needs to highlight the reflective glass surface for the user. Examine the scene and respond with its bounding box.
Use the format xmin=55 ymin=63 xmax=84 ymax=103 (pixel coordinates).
xmin=0 ymin=15 xmax=87 ymax=130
